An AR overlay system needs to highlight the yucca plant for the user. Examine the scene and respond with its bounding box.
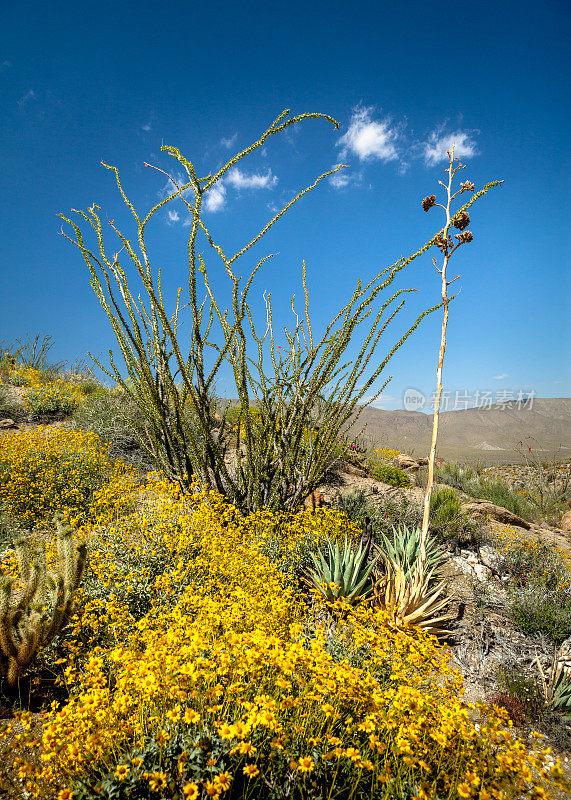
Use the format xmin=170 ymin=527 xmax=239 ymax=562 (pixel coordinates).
xmin=304 ymin=536 xmax=379 ymax=606
xmin=532 ymin=647 xmax=571 ymax=722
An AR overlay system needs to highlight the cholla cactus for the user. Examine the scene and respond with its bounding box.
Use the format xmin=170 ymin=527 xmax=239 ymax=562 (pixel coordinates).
xmin=0 ymin=513 xmax=87 ymax=687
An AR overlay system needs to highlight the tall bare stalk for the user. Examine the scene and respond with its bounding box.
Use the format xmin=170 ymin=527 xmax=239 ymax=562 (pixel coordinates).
xmin=418 ymin=150 xmax=503 ymax=569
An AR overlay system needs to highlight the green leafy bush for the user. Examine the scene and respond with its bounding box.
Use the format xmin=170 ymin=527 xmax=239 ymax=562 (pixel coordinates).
xmin=370 ymin=463 xmax=411 ymax=487
xmin=507 ymin=585 xmax=571 ymax=646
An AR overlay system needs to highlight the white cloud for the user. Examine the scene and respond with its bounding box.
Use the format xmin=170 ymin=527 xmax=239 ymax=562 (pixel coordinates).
xmin=423 ymin=126 xmax=477 ymax=166
xmin=204 ymin=183 xmax=227 ymax=212
xmin=365 ymin=394 xmax=398 ymax=410
xmin=142 ymin=122 xmax=151 ymax=132
xmin=226 ymin=168 xmax=277 ymax=190
xmin=493 ymin=373 xmax=509 ymax=380
xmin=167 ymin=209 xmax=180 ymax=224
xmin=329 ymin=167 xmax=363 ymax=190
xmin=220 ymin=133 xmax=238 ymax=149
xmin=337 ymin=105 xmax=399 ymax=162
xmin=17 ymin=89 xmax=37 ymax=107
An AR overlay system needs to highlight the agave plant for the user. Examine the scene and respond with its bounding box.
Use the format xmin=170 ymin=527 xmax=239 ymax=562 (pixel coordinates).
xmin=304 ymin=537 xmax=379 ymax=606
xmin=532 ymin=647 xmax=571 ymax=722
xmin=377 ymin=524 xmax=448 ymax=589
xmin=372 ymin=557 xmax=457 ymax=641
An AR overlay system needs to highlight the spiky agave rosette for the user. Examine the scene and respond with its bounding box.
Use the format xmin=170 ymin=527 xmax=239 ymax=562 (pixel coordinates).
xmin=373 ymin=558 xmax=457 ymax=639
xmin=532 ymin=647 xmax=571 ymax=722
xmin=304 ymin=536 xmax=380 ymax=606
xmin=373 ymin=525 xmax=457 ymax=639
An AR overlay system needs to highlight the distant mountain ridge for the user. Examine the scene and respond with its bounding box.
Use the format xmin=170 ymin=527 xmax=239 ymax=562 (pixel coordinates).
xmin=347 ymin=398 xmax=571 ymax=464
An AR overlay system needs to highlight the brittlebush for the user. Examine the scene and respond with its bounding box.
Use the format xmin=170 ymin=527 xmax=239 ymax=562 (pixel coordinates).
xmin=2 ymin=473 xmax=568 ymax=799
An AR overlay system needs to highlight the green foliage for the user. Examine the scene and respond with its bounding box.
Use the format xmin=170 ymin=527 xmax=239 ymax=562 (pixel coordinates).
xmin=371 ymin=463 xmax=411 ymax=487
xmin=304 ymin=536 xmax=379 ymax=605
xmin=376 ymin=524 xmax=448 ymax=590
xmin=429 ymin=486 xmax=473 ymax=542
xmin=507 ymin=585 xmax=571 ymax=646
xmin=435 ymin=462 xmax=535 ymax=520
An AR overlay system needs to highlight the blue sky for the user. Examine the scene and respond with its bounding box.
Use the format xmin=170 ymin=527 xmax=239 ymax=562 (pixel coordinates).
xmin=1 ymin=0 xmax=569 ymax=411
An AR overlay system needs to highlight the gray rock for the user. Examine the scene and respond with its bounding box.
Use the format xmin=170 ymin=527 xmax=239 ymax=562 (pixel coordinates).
xmin=0 ymin=418 xmax=16 ymax=429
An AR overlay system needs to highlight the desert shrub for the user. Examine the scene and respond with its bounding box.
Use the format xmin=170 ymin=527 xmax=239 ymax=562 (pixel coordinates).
xmin=331 ymin=489 xmax=371 ymax=528
xmin=489 ymin=524 xmax=571 ymax=593
xmin=507 ymin=585 xmax=571 ymax=646
xmin=435 ymin=462 xmax=537 ymax=521
xmin=70 ymin=387 xmax=156 ymax=472
xmin=23 ymin=379 xmax=87 ymax=418
xmin=7 ymin=365 xmax=44 ymax=387
xmin=488 ymin=691 xmax=529 ymax=728
xmin=0 ymin=427 xmax=124 ymax=528
xmin=491 ymin=663 xmax=545 ymax=723
xmin=430 ymin=486 xmax=462 ymax=522
xmin=427 ymin=486 xmax=482 ymax=549
xmin=370 ymin=463 xmax=411 ymax=487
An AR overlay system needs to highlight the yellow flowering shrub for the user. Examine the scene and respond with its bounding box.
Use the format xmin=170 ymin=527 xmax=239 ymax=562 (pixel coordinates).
xmin=7 ymin=365 xmax=44 ymax=387
xmin=4 ymin=476 xmax=568 ymax=799
xmin=0 ymin=427 xmax=135 ymax=528
xmin=23 ymin=379 xmax=88 ymax=416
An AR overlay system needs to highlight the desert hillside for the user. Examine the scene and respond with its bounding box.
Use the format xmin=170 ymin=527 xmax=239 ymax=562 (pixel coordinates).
xmin=347 ymin=398 xmax=571 ymax=464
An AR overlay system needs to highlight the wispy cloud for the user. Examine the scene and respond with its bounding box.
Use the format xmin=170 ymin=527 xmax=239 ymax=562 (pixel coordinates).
xmin=1 ymin=60 xmax=11 ymax=73
xmin=225 ymin=168 xmax=277 ymax=190
xmin=365 ymin=394 xmax=398 ymax=409
xmin=337 ymin=105 xmax=399 ymax=163
xmin=329 ymin=168 xmax=363 ymax=190
xmin=204 ymin=183 xmax=227 ymax=212
xmin=167 ymin=209 xmax=180 ymax=224
xmin=142 ymin=122 xmax=151 ymax=132
xmin=423 ymin=124 xmax=478 ymax=166
xmin=17 ymin=89 xmax=37 ymax=108
xmin=493 ymin=373 xmax=509 ymax=380
xmin=220 ymin=133 xmax=238 ymax=149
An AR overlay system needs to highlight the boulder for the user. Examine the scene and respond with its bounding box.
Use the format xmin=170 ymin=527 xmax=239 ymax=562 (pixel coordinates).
xmin=337 ymin=460 xmax=368 ymax=477
xmin=477 ymin=545 xmax=510 ymax=578
xmin=393 ymin=454 xmax=418 ymax=470
xmin=461 ymin=499 xmax=531 ymax=530
xmin=561 ymin=510 xmax=571 ymax=533
xmin=0 ymin=418 xmax=16 ymax=429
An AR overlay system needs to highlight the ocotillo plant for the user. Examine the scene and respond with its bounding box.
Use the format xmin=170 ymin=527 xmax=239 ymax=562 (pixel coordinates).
xmin=0 ymin=513 xmax=87 ymax=687
xmin=417 ymin=149 xmax=502 ymax=574
xmin=60 ymin=110 xmax=496 ymax=514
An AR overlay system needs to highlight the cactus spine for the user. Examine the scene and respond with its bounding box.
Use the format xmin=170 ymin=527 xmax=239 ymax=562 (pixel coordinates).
xmin=0 ymin=513 xmax=87 ymax=687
